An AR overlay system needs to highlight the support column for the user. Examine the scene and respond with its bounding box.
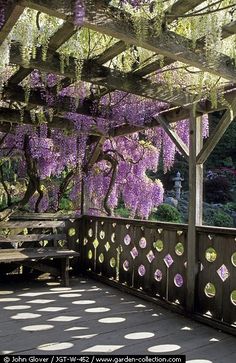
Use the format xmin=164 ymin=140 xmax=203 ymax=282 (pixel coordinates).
xmin=186 ymin=110 xmax=203 ymax=312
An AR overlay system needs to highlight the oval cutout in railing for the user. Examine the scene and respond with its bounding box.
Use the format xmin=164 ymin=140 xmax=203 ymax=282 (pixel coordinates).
xmin=205 ymin=247 xmax=217 ymax=262
xmin=154 ymin=269 xmax=162 ymax=282
xmin=175 ymin=242 xmax=184 ymax=256
xmin=231 ymin=252 xmax=236 ymax=267
xmin=230 ymin=290 xmax=236 ymax=305
xmin=153 ymin=240 xmax=163 ymax=252
xmin=204 ymin=282 xmax=216 ymax=298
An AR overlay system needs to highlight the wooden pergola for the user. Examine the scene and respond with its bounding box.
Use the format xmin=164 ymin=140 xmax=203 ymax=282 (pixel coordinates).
xmin=1 ymin=0 xmax=236 ymax=317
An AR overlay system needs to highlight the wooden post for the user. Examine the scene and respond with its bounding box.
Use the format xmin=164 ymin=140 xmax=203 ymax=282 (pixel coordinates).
xmin=186 ymin=109 xmax=203 ymax=312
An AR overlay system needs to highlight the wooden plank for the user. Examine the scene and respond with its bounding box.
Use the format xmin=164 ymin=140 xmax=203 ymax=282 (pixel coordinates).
xmin=0 ymin=2 xmax=24 ymax=46
xmin=86 ymin=136 xmax=106 ymax=169
xmin=0 ymin=233 xmax=66 ymax=243
xmin=0 ymin=248 xmax=79 ymax=263
xmin=156 ymin=115 xmax=189 ymax=160
xmin=186 ymin=110 xmax=203 ymax=312
xmin=0 ymin=220 xmax=65 ymax=228
xmin=20 ymin=260 xmax=60 ymax=275
xmin=197 ymin=97 xmax=236 ymax=164
xmin=166 ymin=0 xmax=205 ymax=20
xmin=95 ymin=40 xmax=127 ymax=65
xmin=0 ymin=107 xmax=77 ymax=132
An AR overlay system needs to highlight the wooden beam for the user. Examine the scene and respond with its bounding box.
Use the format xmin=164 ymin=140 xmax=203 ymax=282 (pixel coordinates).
xmin=197 ymin=97 xmax=236 ymax=164
xmin=9 ymin=42 xmax=200 ymax=107
xmin=86 ymin=135 xmax=106 ymax=169
xmin=166 ymin=0 xmax=205 ymax=21
xmin=0 ymin=107 xmax=76 ymax=131
xmin=186 ymin=110 xmax=203 ymax=313
xmin=0 ymin=1 xmax=24 ymax=46
xmin=8 ymin=21 xmax=77 ymax=85
xmin=156 ymin=115 xmax=189 ymax=160
xmin=95 ymin=40 xmax=127 ymax=65
xmin=135 ymin=18 xmax=236 ymax=78
xmin=21 ymin=0 xmax=236 ymax=81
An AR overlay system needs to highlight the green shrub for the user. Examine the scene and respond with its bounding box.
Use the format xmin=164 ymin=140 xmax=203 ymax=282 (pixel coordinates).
xmin=153 ymin=204 xmax=182 ymax=223
xmin=115 ymin=206 xmax=130 ymax=218
xmin=204 ymin=210 xmax=233 ymax=227
xmin=204 ymin=175 xmax=232 ymax=203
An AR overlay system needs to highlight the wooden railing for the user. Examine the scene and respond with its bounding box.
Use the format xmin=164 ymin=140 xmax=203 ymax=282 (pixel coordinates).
xmin=1 ymin=213 xmax=235 ymax=333
xmin=73 ymin=215 xmax=236 ymax=334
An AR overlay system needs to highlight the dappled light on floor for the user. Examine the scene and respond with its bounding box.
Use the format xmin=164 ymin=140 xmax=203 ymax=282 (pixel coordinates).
xmin=0 ymin=277 xmax=235 ymax=361
xmin=82 ymin=345 xmax=124 ymax=353
xmin=48 ymin=316 xmax=80 ymax=322
xmin=98 ymin=317 xmax=126 ymax=323
xmin=11 ymin=313 xmax=41 ymax=319
xmin=85 ymin=307 xmax=110 ymax=313
xmin=37 ymin=342 xmax=74 ymax=351
xmin=4 ymin=305 xmax=31 ymax=310
xmin=124 ymin=332 xmax=155 ymax=340
xmin=148 ymin=344 xmax=181 ymax=352
xmin=22 ymin=324 xmax=54 ymax=331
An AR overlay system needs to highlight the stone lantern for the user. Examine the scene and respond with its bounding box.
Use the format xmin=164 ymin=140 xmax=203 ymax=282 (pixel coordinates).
xmin=173 ymin=171 xmax=184 ymax=200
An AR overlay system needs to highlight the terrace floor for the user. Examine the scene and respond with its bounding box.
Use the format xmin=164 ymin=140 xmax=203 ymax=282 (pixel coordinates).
xmin=0 ymin=276 xmax=236 ymax=362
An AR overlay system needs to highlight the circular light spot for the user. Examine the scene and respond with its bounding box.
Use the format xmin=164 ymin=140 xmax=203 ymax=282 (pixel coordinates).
xmin=72 ymin=300 xmax=96 ymax=305
xmin=38 ymin=342 xmax=73 ymax=351
xmin=175 ymin=242 xmax=184 ymax=256
xmin=68 ymin=228 xmax=76 ymax=237
xmin=123 ymin=260 xmax=129 ymax=271
xmin=153 ymin=240 xmax=163 ymax=252
xmin=99 ymin=317 xmax=126 ymax=323
xmin=154 ymin=269 xmax=162 ymax=282
xmin=0 ymin=291 xmax=13 ymax=295
xmin=46 ymin=282 xmax=60 ymax=286
xmin=231 ymin=252 xmax=236 ymax=267
xmin=139 ymin=237 xmax=147 ymax=249
xmin=124 ymin=234 xmax=131 ymax=245
xmin=88 ymin=228 xmax=93 ymax=237
xmin=148 ymin=344 xmax=181 ymax=353
xmin=4 ymin=305 xmax=31 ymax=310
xmin=110 ymin=257 xmax=116 ymax=268
xmin=204 ymin=283 xmax=216 ymax=298
xmin=138 ymin=264 xmax=146 ymax=276
xmin=174 ymin=274 xmax=184 ymax=287
xmin=88 ymin=250 xmax=93 ymax=259
xmin=59 ymin=294 xmax=82 ymax=298
xmin=11 ymin=313 xmax=41 ymax=320
xmin=100 ymin=230 xmax=105 ymax=239
xmin=205 ymin=247 xmax=217 ymax=262
xmin=22 ymin=324 xmax=54 ymax=331
xmin=230 ymin=290 xmax=236 ymax=305
xmin=99 ymin=253 xmax=104 ymax=263
xmin=125 ymin=332 xmax=154 ymax=340
xmin=85 ymin=307 xmax=110 ymax=313
xmin=111 ymin=233 xmax=116 ymax=243
xmin=50 ymin=288 xmax=72 ymax=292
xmin=0 ymin=298 xmax=20 ymax=302
xmin=187 ymin=361 xmax=213 ymax=363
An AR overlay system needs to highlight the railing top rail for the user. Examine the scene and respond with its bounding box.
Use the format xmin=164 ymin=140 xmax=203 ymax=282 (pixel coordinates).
xmin=83 ymin=214 xmax=188 ymax=230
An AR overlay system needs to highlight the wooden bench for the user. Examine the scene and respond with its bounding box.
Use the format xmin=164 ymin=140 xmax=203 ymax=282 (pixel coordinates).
xmin=0 ymin=218 xmax=79 ymax=286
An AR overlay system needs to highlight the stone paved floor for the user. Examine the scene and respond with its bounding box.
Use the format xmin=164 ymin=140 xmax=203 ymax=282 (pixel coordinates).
xmin=0 ymin=276 xmax=236 ymax=362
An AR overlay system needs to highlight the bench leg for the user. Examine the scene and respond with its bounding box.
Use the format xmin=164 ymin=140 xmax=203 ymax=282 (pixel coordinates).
xmin=61 ymin=257 xmax=70 ymax=287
